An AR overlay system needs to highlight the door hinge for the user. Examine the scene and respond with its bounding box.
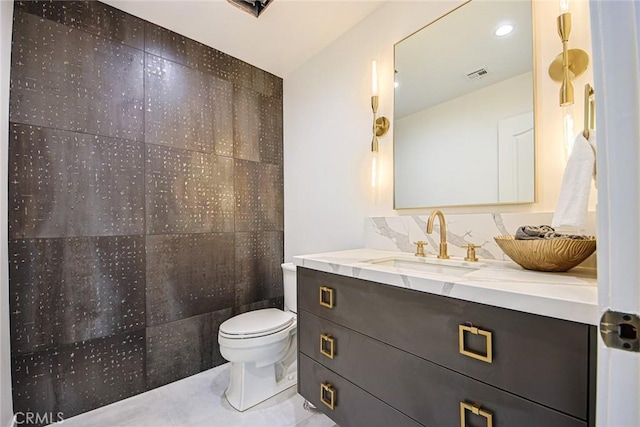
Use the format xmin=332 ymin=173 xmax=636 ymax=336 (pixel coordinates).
xmin=600 ymin=310 xmax=640 ymax=352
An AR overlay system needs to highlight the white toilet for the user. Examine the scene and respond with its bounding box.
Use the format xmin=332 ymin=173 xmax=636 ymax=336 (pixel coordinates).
xmin=218 ymin=263 xmax=298 ymax=411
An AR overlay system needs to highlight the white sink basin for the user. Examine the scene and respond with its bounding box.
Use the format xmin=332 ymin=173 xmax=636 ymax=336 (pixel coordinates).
xmin=365 ymin=256 xmax=485 ymax=277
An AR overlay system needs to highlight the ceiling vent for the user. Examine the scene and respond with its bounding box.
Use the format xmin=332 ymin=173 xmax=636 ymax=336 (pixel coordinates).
xmin=464 ymin=67 xmax=489 ymax=81
xmin=227 ymin=0 xmax=274 ymax=17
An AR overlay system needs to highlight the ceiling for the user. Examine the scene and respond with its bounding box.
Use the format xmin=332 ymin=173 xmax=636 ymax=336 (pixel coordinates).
xmin=103 ymin=0 xmax=386 ymax=78
xmin=394 ymin=0 xmax=533 ymax=119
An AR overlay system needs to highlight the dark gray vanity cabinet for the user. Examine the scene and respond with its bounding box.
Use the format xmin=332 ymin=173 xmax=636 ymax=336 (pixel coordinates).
xmin=297 ymin=267 xmax=597 ymax=427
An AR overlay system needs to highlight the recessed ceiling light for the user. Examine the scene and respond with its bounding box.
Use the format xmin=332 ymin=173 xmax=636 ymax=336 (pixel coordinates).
xmin=495 ymin=24 xmax=514 ymax=37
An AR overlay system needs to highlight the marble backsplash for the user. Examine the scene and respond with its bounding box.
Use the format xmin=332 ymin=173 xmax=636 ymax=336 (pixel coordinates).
xmin=365 ymin=212 xmax=597 ymax=266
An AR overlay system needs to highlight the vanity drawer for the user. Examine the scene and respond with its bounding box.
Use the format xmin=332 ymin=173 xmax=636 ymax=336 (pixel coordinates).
xmin=298 ymin=353 xmax=422 ymax=427
xmin=299 ymin=310 xmax=587 ymax=427
xmin=297 ymin=267 xmax=593 ymax=419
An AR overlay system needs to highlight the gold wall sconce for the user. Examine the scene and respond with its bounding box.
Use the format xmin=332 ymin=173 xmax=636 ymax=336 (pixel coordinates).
xmin=548 ymin=12 xmax=590 ymax=106
xmin=371 ymin=60 xmax=390 ymax=153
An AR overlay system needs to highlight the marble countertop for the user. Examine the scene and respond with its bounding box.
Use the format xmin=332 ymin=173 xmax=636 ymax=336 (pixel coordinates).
xmin=292 ymin=248 xmax=599 ymax=325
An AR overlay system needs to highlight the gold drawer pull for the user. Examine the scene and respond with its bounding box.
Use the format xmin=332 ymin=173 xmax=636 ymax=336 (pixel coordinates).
xmin=320 ymin=383 xmax=336 ymax=410
xmin=320 ymin=334 xmax=335 ymax=359
xmin=460 ymin=402 xmax=493 ymax=427
xmin=319 ymin=286 xmax=334 ymax=308
xmin=459 ymin=324 xmax=493 ymax=363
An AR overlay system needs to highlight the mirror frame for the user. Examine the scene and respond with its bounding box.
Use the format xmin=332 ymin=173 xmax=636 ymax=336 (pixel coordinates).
xmin=392 ymin=0 xmax=539 ymax=210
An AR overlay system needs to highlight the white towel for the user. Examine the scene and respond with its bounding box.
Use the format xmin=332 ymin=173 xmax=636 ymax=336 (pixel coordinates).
xmin=552 ymin=133 xmax=596 ymax=230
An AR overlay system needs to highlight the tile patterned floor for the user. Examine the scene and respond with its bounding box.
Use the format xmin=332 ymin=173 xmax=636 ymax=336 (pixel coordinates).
xmin=52 ymin=363 xmax=336 ymax=427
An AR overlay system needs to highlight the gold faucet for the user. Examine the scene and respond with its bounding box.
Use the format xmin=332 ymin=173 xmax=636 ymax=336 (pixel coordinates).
xmin=426 ymin=210 xmax=449 ymax=259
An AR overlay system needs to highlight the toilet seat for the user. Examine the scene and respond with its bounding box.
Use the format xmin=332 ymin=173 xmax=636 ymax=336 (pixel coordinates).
xmin=219 ymin=308 xmax=295 ymax=339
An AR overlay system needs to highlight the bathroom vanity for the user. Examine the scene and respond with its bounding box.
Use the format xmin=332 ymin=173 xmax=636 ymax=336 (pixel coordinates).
xmin=294 ymin=249 xmax=597 ymax=427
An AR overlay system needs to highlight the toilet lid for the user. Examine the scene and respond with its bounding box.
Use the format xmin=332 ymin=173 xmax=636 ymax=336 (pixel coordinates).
xmin=219 ymin=308 xmax=294 ymax=338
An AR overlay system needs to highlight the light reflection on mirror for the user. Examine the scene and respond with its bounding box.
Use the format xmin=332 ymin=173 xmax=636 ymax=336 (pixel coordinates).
xmin=393 ymin=0 xmax=535 ymax=209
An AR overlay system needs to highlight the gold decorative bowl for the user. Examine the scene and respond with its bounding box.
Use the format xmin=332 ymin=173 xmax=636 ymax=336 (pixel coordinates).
xmin=494 ymin=235 xmax=596 ymax=272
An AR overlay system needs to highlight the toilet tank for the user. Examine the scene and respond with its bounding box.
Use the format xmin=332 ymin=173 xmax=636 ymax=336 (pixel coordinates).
xmin=281 ymin=263 xmax=297 ymax=313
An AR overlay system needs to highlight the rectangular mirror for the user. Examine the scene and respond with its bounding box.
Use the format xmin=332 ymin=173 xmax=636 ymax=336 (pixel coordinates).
xmin=393 ymin=0 xmax=535 ymax=209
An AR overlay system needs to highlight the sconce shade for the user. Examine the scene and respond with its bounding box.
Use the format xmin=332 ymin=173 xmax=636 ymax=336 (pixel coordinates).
xmin=560 ymin=77 xmax=574 ymax=107
xmin=371 ymin=60 xmax=379 ymax=95
xmin=557 ymin=12 xmax=572 ymax=41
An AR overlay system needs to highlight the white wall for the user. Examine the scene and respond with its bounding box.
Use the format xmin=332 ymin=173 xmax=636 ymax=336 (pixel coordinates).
xmin=395 ymin=72 xmax=533 ymax=208
xmin=284 ymin=1 xmax=459 ymax=260
xmin=1 ymin=1 xmax=14 ymax=426
xmin=284 ymin=0 xmax=595 ymax=260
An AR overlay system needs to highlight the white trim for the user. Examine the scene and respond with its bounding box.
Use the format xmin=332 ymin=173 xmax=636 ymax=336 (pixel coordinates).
xmin=0 ymin=0 xmax=13 ymax=426
xmin=591 ymin=0 xmax=640 ymax=426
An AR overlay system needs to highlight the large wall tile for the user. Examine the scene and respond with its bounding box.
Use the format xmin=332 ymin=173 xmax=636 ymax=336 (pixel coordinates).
xmin=235 ymin=297 xmax=285 ymax=316
xmin=146 ymin=310 xmax=232 ymax=389
xmin=12 ymin=331 xmax=146 ymax=424
xmin=10 ymin=11 xmax=144 ymax=141
xmin=54 ymin=331 xmax=146 ymax=418
xmin=144 ymin=23 xmax=232 ymax=81
xmin=260 ymin=94 xmax=284 ymax=165
xmin=259 ymin=163 xmax=285 ymax=231
xmin=146 ymin=233 xmax=235 ymax=326
xmin=210 ymin=309 xmax=235 ymax=367
xmin=233 ymin=86 xmax=261 ymax=162
xmin=235 ymin=160 xmax=283 ymax=232
xmin=10 ymin=351 xmax=56 ymax=424
xmin=235 ymin=231 xmax=284 ymax=306
xmin=9 ymin=123 xmax=145 ymax=239
xmin=251 ymin=67 xmax=283 ymax=98
xmin=228 ymin=57 xmax=280 ymax=98
xmin=144 ymin=23 xmax=282 ymax=97
xmin=9 ymin=236 xmax=146 ymax=355
xmin=234 ymin=160 xmax=260 ymax=231
xmin=233 ymin=87 xmax=283 ymax=164
xmin=15 ymin=1 xmax=145 ymax=49
xmin=145 ymin=54 xmax=233 ymax=155
xmin=146 ymin=145 xmax=235 ymax=234
xmin=226 ymin=57 xmax=282 ymax=98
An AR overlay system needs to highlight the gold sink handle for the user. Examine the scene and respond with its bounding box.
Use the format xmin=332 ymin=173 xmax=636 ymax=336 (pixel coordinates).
xmin=462 ymin=243 xmax=479 ymax=262
xmin=413 ymin=241 xmax=427 ymax=257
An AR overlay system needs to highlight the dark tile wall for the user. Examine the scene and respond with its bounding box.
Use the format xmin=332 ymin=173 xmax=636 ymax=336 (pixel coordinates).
xmin=9 ymin=123 xmax=145 ymax=238
xmin=8 ymin=0 xmax=284 ymax=423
